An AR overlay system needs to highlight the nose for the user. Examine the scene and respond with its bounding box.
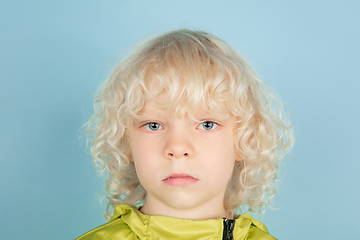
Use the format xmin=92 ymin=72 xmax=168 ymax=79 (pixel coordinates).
xmin=164 ymin=128 xmax=193 ymax=159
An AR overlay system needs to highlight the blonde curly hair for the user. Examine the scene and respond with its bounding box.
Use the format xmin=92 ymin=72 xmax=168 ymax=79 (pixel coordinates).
xmin=85 ymin=29 xmax=293 ymax=220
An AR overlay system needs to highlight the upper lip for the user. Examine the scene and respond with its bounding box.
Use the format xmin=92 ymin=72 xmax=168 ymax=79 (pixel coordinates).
xmin=163 ymin=173 xmax=197 ymax=180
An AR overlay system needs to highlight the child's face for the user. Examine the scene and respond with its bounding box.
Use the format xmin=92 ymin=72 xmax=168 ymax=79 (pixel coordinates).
xmin=129 ymin=96 xmax=239 ymax=219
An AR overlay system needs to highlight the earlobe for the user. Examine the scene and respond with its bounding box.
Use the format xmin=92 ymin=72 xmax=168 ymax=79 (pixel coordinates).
xmin=235 ymin=151 xmax=243 ymax=161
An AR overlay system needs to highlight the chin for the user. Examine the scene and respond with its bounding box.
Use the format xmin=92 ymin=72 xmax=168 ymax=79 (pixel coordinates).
xmin=162 ymin=196 xmax=204 ymax=211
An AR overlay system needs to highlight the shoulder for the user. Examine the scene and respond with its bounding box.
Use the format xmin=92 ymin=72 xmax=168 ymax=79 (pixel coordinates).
xmin=234 ymin=213 xmax=277 ymax=240
xmin=75 ymin=205 xmax=139 ymax=240
xmin=75 ymin=218 xmax=134 ymax=240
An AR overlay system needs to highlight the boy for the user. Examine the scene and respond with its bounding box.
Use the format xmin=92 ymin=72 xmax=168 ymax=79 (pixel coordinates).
xmin=77 ymin=29 xmax=292 ymax=239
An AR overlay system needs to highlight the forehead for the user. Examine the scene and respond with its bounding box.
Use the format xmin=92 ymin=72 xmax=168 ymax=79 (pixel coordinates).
xmin=134 ymin=38 xmax=233 ymax=113
xmin=137 ymin=93 xmax=231 ymax=121
xmin=125 ymin=36 xmax=242 ymax=123
xmin=137 ymin=66 xmax=232 ymax=117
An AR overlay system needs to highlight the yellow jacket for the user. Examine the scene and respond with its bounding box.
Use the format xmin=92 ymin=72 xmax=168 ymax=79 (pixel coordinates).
xmin=76 ymin=204 xmax=276 ymax=240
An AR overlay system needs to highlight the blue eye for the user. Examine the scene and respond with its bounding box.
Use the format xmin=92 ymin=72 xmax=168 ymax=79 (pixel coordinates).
xmin=198 ymin=121 xmax=218 ymax=130
xmin=143 ymin=122 xmax=163 ymax=131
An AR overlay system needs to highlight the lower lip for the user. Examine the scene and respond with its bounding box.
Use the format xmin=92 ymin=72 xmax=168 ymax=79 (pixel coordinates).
xmin=163 ymin=177 xmax=198 ymax=186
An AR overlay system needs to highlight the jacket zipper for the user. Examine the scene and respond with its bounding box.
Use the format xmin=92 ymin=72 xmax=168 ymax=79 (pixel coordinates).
xmin=222 ymin=217 xmax=235 ymax=240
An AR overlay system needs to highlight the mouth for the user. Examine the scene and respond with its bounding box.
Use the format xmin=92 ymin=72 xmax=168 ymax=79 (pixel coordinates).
xmin=163 ymin=173 xmax=198 ymax=186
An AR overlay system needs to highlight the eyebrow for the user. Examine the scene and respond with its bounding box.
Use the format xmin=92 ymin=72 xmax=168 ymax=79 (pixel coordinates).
xmin=137 ymin=104 xmax=230 ymax=120
xmin=137 ymin=109 xmax=165 ymax=118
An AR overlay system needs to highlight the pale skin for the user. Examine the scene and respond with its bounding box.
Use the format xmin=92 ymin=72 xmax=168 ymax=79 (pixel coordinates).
xmin=129 ymin=98 xmax=241 ymax=220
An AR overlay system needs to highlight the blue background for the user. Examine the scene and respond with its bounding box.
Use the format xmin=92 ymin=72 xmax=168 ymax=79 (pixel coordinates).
xmin=1 ymin=1 xmax=359 ymax=239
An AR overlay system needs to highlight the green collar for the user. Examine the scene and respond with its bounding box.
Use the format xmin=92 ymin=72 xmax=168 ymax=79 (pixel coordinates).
xmin=110 ymin=204 xmax=274 ymax=240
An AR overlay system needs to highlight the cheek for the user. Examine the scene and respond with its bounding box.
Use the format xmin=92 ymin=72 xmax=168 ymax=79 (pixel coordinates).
xmin=132 ymin=154 xmax=153 ymax=188
xmin=201 ymin=139 xmax=236 ymax=175
xmin=129 ymin=131 xmax=147 ymax=161
xmin=217 ymin=135 xmax=236 ymax=173
xmin=130 ymin=135 xmax=160 ymax=183
xmin=131 ymin=135 xmax=159 ymax=162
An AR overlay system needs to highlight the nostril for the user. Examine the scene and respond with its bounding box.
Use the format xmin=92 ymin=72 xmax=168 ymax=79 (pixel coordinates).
xmin=184 ymin=153 xmax=188 ymax=156
xmin=168 ymin=153 xmax=174 ymax=156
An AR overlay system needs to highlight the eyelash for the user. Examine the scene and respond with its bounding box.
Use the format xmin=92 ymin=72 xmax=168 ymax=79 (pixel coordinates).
xmin=142 ymin=122 xmax=164 ymax=131
xmin=197 ymin=121 xmax=220 ymax=130
xmin=141 ymin=121 xmax=220 ymax=131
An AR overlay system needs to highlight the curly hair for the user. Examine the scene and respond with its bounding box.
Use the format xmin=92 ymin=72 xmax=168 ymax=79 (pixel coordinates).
xmin=85 ymin=29 xmax=293 ymax=220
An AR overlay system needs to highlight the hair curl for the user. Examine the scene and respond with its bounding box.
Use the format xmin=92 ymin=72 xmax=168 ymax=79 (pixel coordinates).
xmin=85 ymin=29 xmax=293 ymax=220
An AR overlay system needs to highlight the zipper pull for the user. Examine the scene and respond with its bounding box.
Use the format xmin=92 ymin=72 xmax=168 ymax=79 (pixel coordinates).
xmin=222 ymin=217 xmax=235 ymax=240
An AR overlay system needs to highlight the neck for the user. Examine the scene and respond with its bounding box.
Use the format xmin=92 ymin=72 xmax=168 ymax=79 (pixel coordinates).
xmin=139 ymin=199 xmax=233 ymax=220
